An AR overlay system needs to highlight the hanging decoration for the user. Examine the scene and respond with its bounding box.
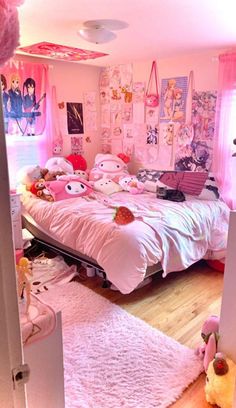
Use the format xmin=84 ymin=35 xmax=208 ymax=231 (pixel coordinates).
xmin=1 ymin=60 xmax=47 ymax=136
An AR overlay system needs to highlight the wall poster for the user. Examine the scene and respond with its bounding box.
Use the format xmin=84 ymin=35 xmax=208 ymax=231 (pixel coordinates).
xmin=67 ymin=102 xmax=84 ymax=134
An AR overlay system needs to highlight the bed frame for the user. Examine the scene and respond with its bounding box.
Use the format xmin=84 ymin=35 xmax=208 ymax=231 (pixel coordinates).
xmin=22 ymin=212 xmax=163 ymax=285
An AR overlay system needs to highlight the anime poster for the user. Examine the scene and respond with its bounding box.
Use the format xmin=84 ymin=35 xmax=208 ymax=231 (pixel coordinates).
xmin=146 ymin=124 xmax=159 ymax=145
xmin=101 ymin=105 xmax=110 ymax=128
xmin=174 ymin=91 xmax=217 ymax=172
xmin=83 ymin=91 xmax=97 ymax=131
xmin=122 ymin=103 xmax=133 ymax=123
xmin=67 ymin=102 xmax=84 ymax=134
xmin=71 ymin=136 xmax=83 ymax=155
xmin=133 ymin=82 xmax=145 ymax=103
xmin=101 ymin=128 xmax=112 ymax=154
xmin=1 ymin=60 xmax=47 ymax=136
xmin=192 ymin=90 xmax=217 ymax=142
xmin=146 ymin=106 xmax=159 ymax=125
xmin=100 ymin=67 xmax=110 ymax=88
xmin=159 ymin=76 xmax=188 ymax=122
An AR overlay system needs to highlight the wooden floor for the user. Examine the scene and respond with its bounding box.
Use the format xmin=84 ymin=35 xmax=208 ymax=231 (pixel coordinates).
xmin=79 ymin=260 xmax=223 ymax=407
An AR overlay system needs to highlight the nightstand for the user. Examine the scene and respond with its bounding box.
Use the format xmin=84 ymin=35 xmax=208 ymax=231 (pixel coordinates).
xmin=10 ymin=192 xmax=23 ymax=250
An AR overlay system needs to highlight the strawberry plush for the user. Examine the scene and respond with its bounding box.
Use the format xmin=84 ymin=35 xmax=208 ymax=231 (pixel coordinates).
xmin=113 ymin=206 xmax=135 ymax=225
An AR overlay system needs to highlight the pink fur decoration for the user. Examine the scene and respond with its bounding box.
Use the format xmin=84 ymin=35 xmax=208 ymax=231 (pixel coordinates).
xmin=0 ymin=0 xmax=24 ymax=67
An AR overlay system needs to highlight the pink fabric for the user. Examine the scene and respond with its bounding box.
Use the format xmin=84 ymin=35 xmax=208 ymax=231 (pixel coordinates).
xmin=213 ymin=52 xmax=236 ymax=209
xmin=21 ymin=191 xmax=229 ymax=294
xmin=20 ymin=293 xmax=56 ymax=346
xmin=45 ymin=177 xmax=93 ymax=201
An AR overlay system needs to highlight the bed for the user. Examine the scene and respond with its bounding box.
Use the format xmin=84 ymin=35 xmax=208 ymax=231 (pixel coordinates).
xmin=20 ymin=188 xmax=229 ymax=294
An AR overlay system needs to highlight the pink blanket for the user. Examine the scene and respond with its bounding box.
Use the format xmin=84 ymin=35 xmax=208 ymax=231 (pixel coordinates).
xmin=21 ymin=191 xmax=229 ymax=294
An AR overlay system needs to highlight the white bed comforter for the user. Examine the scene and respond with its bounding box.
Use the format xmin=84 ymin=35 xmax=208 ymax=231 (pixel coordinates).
xmin=21 ymin=191 xmax=229 ymax=294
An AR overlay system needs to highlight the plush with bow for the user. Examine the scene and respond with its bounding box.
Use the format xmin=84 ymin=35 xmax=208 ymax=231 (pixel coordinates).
xmin=119 ymin=176 xmax=145 ymax=194
xmin=45 ymin=177 xmax=93 ymax=201
xmin=89 ymin=153 xmax=129 ymax=183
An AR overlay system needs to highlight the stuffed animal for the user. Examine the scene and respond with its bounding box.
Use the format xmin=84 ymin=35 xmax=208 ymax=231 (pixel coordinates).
xmin=17 ymin=165 xmax=47 ymax=186
xmin=74 ymin=169 xmax=89 ymax=180
xmin=205 ymin=352 xmax=236 ymax=408
xmin=43 ymin=170 xmax=66 ymax=181
xmin=196 ymin=315 xmax=220 ymax=372
xmin=30 ymin=179 xmax=54 ymax=202
xmin=45 ymin=177 xmax=93 ymax=201
xmin=89 ymin=153 xmax=129 ymax=183
xmin=66 ymin=154 xmax=87 ymax=172
xmin=119 ymin=176 xmax=145 ymax=194
xmin=94 ymin=179 xmax=122 ymax=195
xmin=45 ymin=157 xmax=73 ymax=174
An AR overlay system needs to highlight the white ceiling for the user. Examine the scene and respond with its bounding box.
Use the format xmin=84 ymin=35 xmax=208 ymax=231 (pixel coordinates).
xmin=18 ymin=0 xmax=236 ymax=66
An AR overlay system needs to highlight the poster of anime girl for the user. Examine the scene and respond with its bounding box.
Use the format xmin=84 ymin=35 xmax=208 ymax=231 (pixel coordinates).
xmin=67 ymin=102 xmax=84 ymax=134
xmin=192 ymin=90 xmax=217 ymax=142
xmin=160 ymin=76 xmax=188 ymax=122
xmin=1 ymin=61 xmax=47 ymax=136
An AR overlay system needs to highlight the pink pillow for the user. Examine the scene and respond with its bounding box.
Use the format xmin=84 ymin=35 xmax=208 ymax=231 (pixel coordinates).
xmin=45 ymin=177 xmax=93 ymax=201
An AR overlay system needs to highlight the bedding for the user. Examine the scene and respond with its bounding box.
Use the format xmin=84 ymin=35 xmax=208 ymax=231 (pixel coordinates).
xmin=21 ymin=189 xmax=229 ymax=294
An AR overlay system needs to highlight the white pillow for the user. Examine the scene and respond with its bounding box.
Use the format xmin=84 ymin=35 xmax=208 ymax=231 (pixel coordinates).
xmin=94 ymin=179 xmax=122 ymax=195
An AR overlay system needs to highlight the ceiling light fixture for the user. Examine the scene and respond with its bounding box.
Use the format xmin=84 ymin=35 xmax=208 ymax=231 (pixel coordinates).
xmin=78 ymin=19 xmax=128 ymax=45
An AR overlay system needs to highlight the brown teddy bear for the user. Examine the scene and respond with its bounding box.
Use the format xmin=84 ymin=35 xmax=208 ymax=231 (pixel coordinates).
xmin=30 ymin=179 xmax=54 ymax=202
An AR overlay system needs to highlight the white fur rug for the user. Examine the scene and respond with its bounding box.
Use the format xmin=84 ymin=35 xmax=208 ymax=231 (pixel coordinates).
xmin=40 ymin=282 xmax=203 ymax=408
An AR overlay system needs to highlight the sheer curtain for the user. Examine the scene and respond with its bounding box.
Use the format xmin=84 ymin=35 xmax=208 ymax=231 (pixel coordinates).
xmin=213 ymin=52 xmax=236 ymax=209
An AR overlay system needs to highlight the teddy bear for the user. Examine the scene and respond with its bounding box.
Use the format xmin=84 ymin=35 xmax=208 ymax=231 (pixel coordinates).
xmin=205 ymin=352 xmax=236 ymax=408
xmin=195 ymin=315 xmax=220 ymax=372
xmin=30 ymin=179 xmax=54 ymax=202
xmin=43 ymin=170 xmax=66 ymax=182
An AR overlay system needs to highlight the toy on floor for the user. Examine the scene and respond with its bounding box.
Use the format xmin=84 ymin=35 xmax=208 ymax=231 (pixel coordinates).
xmin=205 ymin=352 xmax=236 ymax=408
xmin=196 ymin=315 xmax=220 ymax=372
xmin=16 ymin=257 xmax=33 ymax=314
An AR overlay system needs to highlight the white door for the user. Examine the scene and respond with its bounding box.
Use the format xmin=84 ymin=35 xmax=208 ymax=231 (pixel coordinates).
xmin=0 ymin=88 xmax=27 ymax=407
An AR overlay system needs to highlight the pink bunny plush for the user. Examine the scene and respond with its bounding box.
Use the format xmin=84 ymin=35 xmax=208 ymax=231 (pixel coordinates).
xmin=45 ymin=177 xmax=93 ymax=201
xmin=0 ymin=1 xmax=24 ymax=66
xmin=196 ymin=315 xmax=220 ymax=372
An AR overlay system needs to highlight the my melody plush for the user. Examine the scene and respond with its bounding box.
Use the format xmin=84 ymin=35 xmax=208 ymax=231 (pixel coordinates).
xmin=89 ymin=153 xmax=129 ymax=183
xmin=119 ymin=175 xmax=145 ymax=194
xmin=45 ymin=176 xmax=93 ymax=201
xmin=196 ymin=315 xmax=220 ymax=372
xmin=205 ymin=352 xmax=236 ymax=408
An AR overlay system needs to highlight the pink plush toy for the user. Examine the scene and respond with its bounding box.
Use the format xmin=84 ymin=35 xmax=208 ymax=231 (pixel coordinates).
xmin=89 ymin=153 xmax=129 ymax=183
xmin=196 ymin=315 xmax=220 ymax=372
xmin=119 ymin=175 xmax=145 ymax=194
xmin=45 ymin=177 xmax=93 ymax=201
xmin=0 ymin=1 xmax=24 ymax=67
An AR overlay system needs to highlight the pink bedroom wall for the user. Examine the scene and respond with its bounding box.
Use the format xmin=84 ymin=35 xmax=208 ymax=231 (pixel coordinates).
xmin=129 ymin=48 xmax=225 ymax=173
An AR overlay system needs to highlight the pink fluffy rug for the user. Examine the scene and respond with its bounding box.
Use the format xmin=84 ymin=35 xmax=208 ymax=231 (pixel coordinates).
xmin=40 ymin=282 xmax=203 ymax=408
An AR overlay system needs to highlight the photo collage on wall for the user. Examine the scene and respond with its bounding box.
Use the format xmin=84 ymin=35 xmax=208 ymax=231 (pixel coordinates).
xmin=99 ymin=64 xmax=217 ymax=171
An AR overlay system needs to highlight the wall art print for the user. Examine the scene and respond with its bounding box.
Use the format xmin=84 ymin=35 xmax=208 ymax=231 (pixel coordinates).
xmin=67 ymin=102 xmax=84 ymax=134
xmin=160 ymin=76 xmax=188 ymax=122
xmin=1 ymin=60 xmax=47 ymax=136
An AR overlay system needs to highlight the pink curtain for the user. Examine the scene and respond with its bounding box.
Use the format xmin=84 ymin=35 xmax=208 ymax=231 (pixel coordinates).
xmin=213 ymin=52 xmax=236 ymax=209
